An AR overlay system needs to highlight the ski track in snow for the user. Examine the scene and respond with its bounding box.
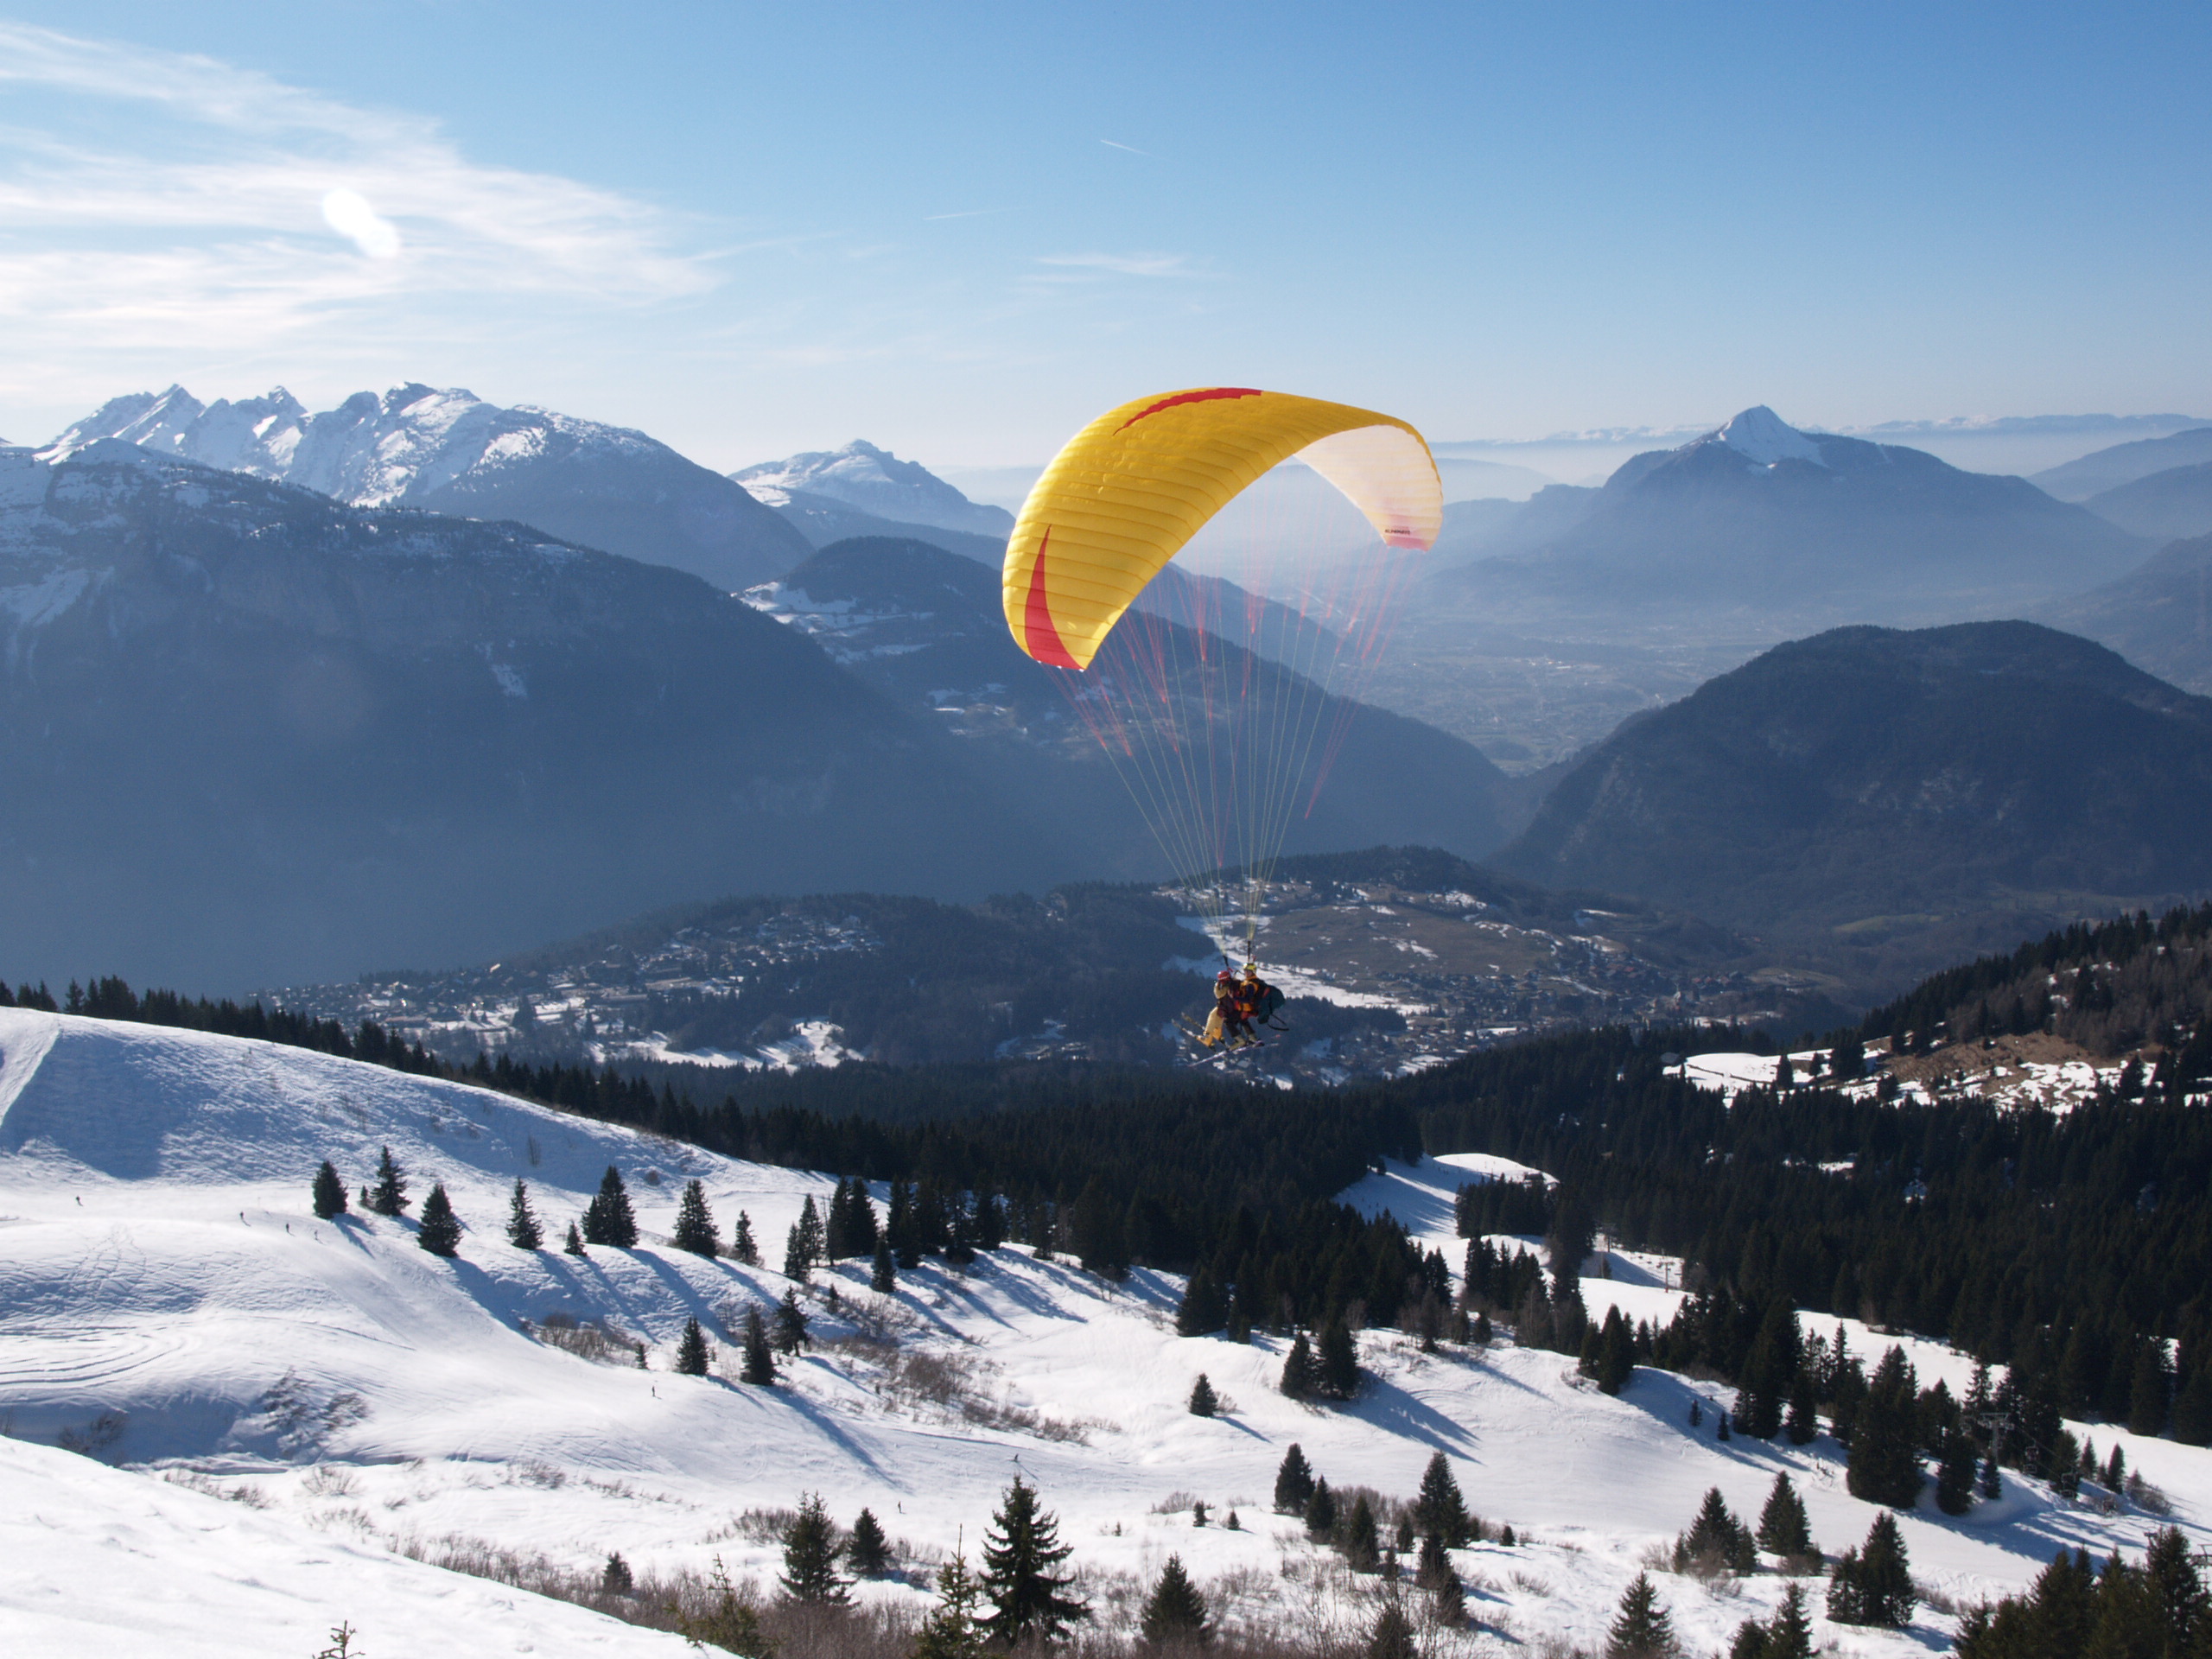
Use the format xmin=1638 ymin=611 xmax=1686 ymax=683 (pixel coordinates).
xmin=2 ymin=1009 xmax=2208 ymax=1656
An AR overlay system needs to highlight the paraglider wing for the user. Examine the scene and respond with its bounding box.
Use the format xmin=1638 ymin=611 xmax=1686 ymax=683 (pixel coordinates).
xmin=1002 ymin=387 xmax=1442 ymax=670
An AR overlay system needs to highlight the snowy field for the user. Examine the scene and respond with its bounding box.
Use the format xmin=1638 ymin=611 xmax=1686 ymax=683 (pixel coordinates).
xmin=3 ymin=1009 xmax=2209 ymax=1655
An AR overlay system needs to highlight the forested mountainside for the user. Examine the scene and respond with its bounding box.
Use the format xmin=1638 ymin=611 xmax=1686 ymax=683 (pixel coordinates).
xmin=1493 ymin=620 xmax=2212 ymax=994
xmin=1408 ymin=901 xmax=2212 ymax=1452
xmin=0 ymin=444 xmax=1076 ymax=988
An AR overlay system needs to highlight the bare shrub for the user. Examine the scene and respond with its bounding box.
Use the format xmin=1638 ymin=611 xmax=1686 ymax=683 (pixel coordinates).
xmin=302 ymin=1464 xmax=359 ymax=1497
xmin=55 ymin=1412 xmax=126 ymax=1456
xmin=260 ymin=1371 xmax=369 ymax=1459
xmin=2126 ymin=1471 xmax=2175 ymax=1515
xmin=1151 ymin=1490 xmax=1208 ymax=1514
xmin=161 ymin=1468 xmax=271 ymax=1508
xmin=525 ymin=1312 xmax=645 ymax=1367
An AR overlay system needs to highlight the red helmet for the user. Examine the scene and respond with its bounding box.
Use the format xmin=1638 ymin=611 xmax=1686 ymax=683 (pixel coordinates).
xmin=1216 ymin=969 xmax=1235 ymax=982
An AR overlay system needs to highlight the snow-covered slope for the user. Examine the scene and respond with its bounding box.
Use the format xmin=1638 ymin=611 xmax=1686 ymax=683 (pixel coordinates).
xmin=5 ymin=1012 xmax=2209 ymax=1655
xmin=0 ymin=1432 xmax=686 ymax=1657
xmin=44 ymin=385 xmax=810 ymax=591
xmin=733 ymin=440 xmax=1014 ymax=537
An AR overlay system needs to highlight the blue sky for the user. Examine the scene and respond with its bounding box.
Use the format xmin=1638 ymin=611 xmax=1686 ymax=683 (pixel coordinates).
xmin=1 ymin=2 xmax=2207 ymax=469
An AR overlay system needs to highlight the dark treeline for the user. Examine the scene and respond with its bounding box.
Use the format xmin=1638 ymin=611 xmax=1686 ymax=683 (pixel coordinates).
xmin=1402 ymin=907 xmax=2212 ymax=1446
xmin=6 ymin=973 xmax=440 ymax=1071
xmin=1861 ymin=899 xmax=2212 ymax=1056
xmin=20 ymin=969 xmax=1429 ymax=1338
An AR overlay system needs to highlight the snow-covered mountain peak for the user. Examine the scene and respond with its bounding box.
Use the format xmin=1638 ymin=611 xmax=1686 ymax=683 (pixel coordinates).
xmin=1709 ymin=405 xmax=1827 ymax=467
xmin=733 ymin=440 xmax=1014 ymax=537
xmin=40 ymin=385 xmax=312 ymax=474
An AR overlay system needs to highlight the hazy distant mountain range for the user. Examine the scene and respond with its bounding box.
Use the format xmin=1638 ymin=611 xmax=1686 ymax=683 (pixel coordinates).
xmin=2030 ymin=426 xmax=2212 ymax=501
xmin=1421 ymin=406 xmax=2146 ymax=636
xmin=0 ymin=443 xmax=1071 ymax=989
xmin=2041 ymin=532 xmax=2212 ymax=696
xmin=44 ymin=385 xmax=811 ymax=591
xmin=743 ymin=536 xmax=1529 ymax=861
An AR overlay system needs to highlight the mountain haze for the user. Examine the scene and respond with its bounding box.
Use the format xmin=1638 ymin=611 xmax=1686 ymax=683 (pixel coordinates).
xmin=745 ymin=536 xmax=1530 ymax=861
xmin=2040 ymin=532 xmax=2212 ymax=696
xmin=2082 ymin=462 xmax=2212 ymax=543
xmin=0 ymin=446 xmax=1072 ymax=989
xmin=1428 ymin=408 xmax=2145 ymax=634
xmin=2031 ymin=426 xmax=2212 ymax=501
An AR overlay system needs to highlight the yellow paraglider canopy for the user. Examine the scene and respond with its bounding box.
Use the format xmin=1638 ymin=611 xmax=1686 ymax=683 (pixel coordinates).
xmin=1002 ymin=387 xmax=1442 ymax=670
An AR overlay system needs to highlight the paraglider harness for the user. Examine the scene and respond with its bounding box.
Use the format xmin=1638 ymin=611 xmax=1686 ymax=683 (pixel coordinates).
xmin=1184 ymin=957 xmax=1288 ymax=1058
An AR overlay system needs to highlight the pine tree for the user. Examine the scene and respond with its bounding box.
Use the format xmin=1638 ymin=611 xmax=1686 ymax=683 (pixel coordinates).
xmin=1936 ymin=1432 xmax=1978 ymax=1515
xmin=1303 ymin=1478 xmax=1338 ymax=1540
xmin=779 ymin=1491 xmax=848 ymax=1604
xmin=564 ymin=1219 xmax=586 ymax=1255
xmin=1606 ymin=1572 xmax=1678 ymax=1658
xmin=1674 ymin=1487 xmax=1755 ymax=1573
xmin=1139 ymin=1553 xmax=1211 ymax=1646
xmin=1431 ymin=1560 xmax=1466 ymax=1629
xmin=312 ymin=1160 xmax=348 ymax=1220
xmin=416 ymin=1182 xmax=461 ymax=1257
xmin=1755 ymin=1472 xmax=1812 ymax=1560
xmin=1274 ymin=1444 xmax=1316 ymax=1514
xmin=1764 ymin=1583 xmax=1813 ymax=1659
xmin=675 ymin=1556 xmax=767 ymax=1655
xmin=1317 ymin=1317 xmax=1361 ymax=1400
xmin=1175 ymin=1269 xmax=1227 ymax=1337
xmin=601 ymin=1551 xmax=634 ymax=1595
xmin=848 ymin=1181 xmax=881 ymax=1258
xmin=871 ymin=1237 xmax=896 ymax=1294
xmin=1414 ymin=1451 xmax=1473 ymax=1547
xmin=1979 ymin=1452 xmax=2004 ymax=1502
xmin=978 ymin=1477 xmax=1089 ymax=1647
xmin=741 ymin=1305 xmax=776 ymax=1384
xmin=773 ymin=1286 xmax=810 ymax=1355
xmin=1847 ymin=1346 xmax=1923 ymax=1508
xmin=676 ymin=1315 xmax=710 ymax=1376
xmin=368 ymin=1146 xmax=409 ymax=1216
xmin=1784 ymin=1361 xmax=1820 ymax=1445
xmin=1343 ymin=1494 xmax=1381 ymax=1572
xmin=2142 ymin=1526 xmax=2205 ymax=1656
xmin=1364 ymin=1593 xmax=1416 ymax=1659
xmin=847 ymin=1507 xmax=892 ymax=1578
xmin=784 ymin=1194 xmax=825 ymax=1280
xmin=582 ymin=1166 xmax=637 ymax=1248
xmin=1188 ymin=1373 xmax=1218 ymax=1417
xmin=505 ymin=1179 xmax=543 ymax=1249
xmin=1280 ymin=1332 xmax=1319 ymax=1400
xmin=672 ymin=1179 xmax=718 ymax=1257
xmin=731 ymin=1211 xmax=760 ymax=1267
xmin=1827 ymin=1511 xmax=1913 ymax=1627
xmin=912 ymin=1548 xmax=988 ymax=1659
xmin=1738 ymin=1300 xmax=1800 ymax=1438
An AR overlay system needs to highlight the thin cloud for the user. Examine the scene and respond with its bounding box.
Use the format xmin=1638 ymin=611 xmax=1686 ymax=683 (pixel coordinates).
xmin=1099 ymin=139 xmax=1163 ymax=160
xmin=1034 ymin=251 xmax=1197 ymax=278
xmin=923 ymin=207 xmax=1021 ymax=222
xmin=0 ymin=22 xmax=716 ymax=359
